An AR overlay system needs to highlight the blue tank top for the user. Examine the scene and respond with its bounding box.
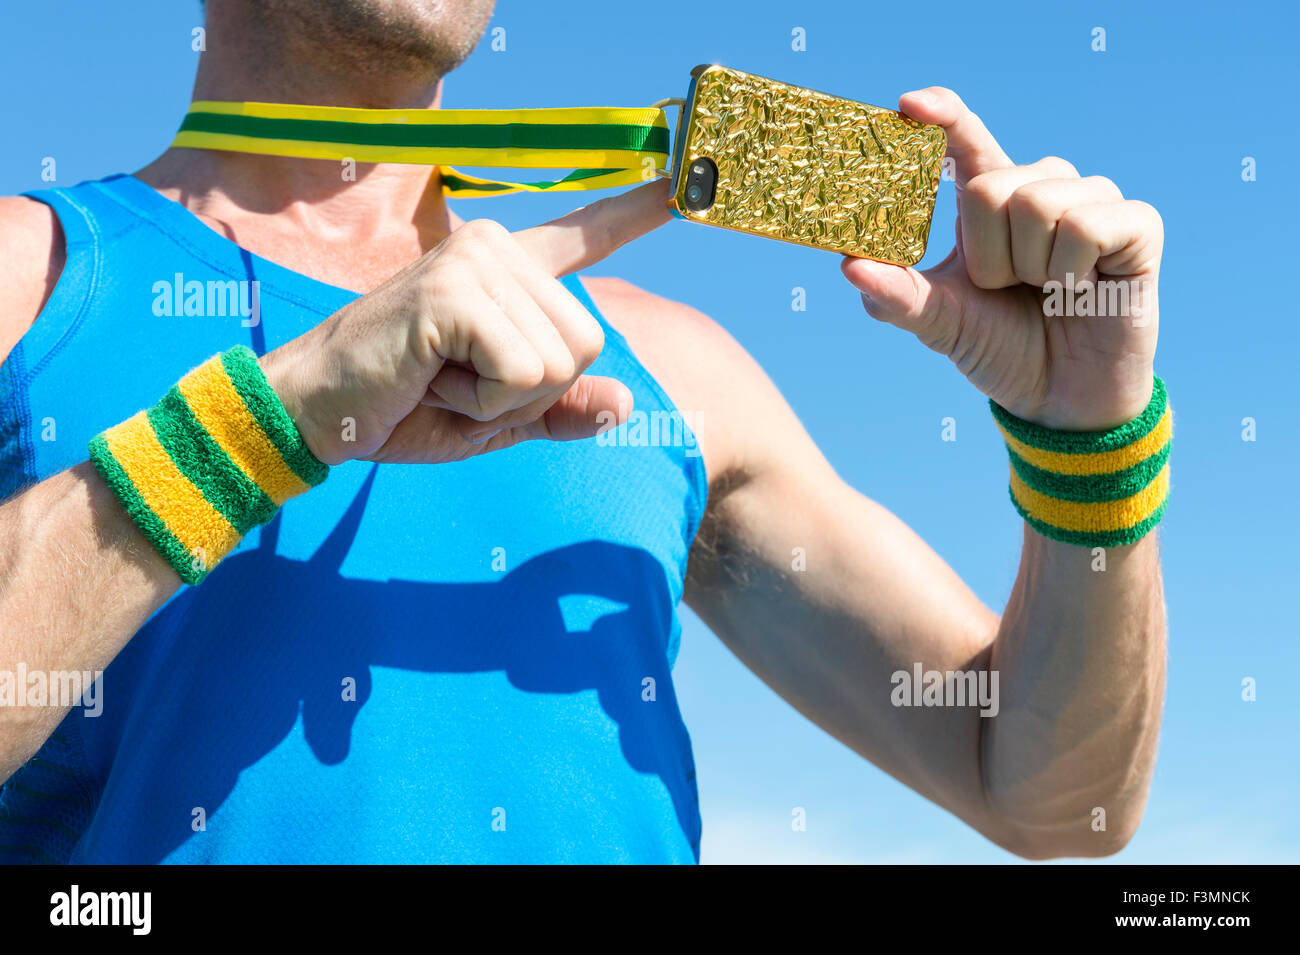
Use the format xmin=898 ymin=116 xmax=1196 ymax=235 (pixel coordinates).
xmin=0 ymin=174 xmax=707 ymax=863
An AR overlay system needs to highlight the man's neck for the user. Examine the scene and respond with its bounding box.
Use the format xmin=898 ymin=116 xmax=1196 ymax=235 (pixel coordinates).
xmin=137 ymin=149 xmax=459 ymax=294
xmin=135 ymin=19 xmax=462 ymax=294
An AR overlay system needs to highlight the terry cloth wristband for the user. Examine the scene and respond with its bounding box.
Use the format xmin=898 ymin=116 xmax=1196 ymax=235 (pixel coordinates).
xmin=991 ymin=377 xmax=1171 ymax=548
xmin=88 ymin=346 xmax=328 ymax=585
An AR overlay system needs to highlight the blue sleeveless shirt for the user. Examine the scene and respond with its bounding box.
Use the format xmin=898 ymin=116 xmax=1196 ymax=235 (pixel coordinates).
xmin=0 ymin=174 xmax=706 ymax=863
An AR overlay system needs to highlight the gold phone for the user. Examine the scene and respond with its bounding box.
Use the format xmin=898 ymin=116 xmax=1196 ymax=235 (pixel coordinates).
xmin=667 ymin=64 xmax=947 ymax=266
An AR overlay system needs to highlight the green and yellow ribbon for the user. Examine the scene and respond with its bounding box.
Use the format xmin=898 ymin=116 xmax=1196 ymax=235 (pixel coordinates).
xmin=172 ymin=101 xmax=672 ymax=197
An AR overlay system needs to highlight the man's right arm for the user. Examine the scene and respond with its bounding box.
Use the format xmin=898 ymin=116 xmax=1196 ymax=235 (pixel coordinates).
xmin=0 ymin=198 xmax=183 ymax=783
xmin=0 ymin=464 xmax=181 ymax=782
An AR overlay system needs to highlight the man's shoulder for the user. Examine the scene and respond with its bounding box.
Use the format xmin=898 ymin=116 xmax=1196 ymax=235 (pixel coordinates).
xmin=580 ymin=275 xmax=753 ymax=384
xmin=581 ymin=276 xmax=724 ymax=345
xmin=580 ymin=275 xmax=805 ymax=489
xmin=580 ymin=275 xmax=758 ymax=415
xmin=0 ymin=195 xmax=66 ymax=365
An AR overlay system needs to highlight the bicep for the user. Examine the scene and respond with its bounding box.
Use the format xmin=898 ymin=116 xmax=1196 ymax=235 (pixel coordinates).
xmin=588 ymin=275 xmax=1017 ymax=839
xmin=683 ymin=357 xmax=1013 ymax=840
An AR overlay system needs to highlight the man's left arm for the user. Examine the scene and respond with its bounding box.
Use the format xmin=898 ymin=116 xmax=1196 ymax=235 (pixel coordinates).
xmin=681 ymin=359 xmax=1164 ymax=861
xmin=667 ymin=86 xmax=1166 ymax=860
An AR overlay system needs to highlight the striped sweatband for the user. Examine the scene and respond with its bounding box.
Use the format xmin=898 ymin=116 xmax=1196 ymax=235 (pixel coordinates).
xmin=88 ymin=346 xmax=328 ymax=584
xmin=991 ymin=377 xmax=1171 ymax=548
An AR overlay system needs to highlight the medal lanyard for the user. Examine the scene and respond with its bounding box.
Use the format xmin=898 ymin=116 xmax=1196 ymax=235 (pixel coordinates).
xmin=173 ymin=100 xmax=676 ymax=198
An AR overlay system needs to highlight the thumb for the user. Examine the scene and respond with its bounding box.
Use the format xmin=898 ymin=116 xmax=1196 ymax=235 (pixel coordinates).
xmin=541 ymin=374 xmax=634 ymax=441
xmin=841 ymin=256 xmax=961 ymax=354
xmin=841 ymin=256 xmax=934 ymax=326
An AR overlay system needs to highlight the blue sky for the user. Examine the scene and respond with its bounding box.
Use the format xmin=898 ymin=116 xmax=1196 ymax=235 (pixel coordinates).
xmin=2 ymin=0 xmax=1296 ymax=863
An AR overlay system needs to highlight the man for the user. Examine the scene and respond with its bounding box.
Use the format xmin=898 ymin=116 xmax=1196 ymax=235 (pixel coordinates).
xmin=0 ymin=0 xmax=1166 ymax=863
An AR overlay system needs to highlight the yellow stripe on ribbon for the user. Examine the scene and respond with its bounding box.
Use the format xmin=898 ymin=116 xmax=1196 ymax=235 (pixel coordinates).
xmin=186 ymin=101 xmax=669 ymax=128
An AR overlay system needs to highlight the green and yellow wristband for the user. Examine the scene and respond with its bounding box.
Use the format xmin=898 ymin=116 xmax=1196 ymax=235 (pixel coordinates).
xmin=991 ymin=377 xmax=1171 ymax=548
xmin=88 ymin=346 xmax=328 ymax=584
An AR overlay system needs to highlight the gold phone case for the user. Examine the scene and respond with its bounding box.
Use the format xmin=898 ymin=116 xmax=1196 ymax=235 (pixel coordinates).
xmin=668 ymin=65 xmax=947 ymax=266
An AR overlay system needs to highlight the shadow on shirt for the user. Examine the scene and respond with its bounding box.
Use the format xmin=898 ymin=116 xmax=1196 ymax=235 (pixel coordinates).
xmin=8 ymin=465 xmax=701 ymax=863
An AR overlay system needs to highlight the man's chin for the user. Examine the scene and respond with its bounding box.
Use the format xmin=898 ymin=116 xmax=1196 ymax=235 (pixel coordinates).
xmin=240 ymin=0 xmax=498 ymax=80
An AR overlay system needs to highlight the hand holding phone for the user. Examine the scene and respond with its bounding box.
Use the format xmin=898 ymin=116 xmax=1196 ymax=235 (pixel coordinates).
xmin=842 ymin=86 xmax=1162 ymax=433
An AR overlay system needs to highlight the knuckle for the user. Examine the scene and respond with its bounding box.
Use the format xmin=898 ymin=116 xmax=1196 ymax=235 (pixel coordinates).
xmin=1083 ymin=175 xmax=1123 ymax=199
xmin=1055 ymin=207 xmax=1093 ymax=244
xmin=545 ymin=355 xmax=578 ymax=387
xmin=969 ymin=268 xmax=1012 ymax=291
xmin=924 ymin=86 xmax=962 ymax=112
xmin=577 ymin=321 xmax=605 ymax=366
xmin=964 ymin=252 xmax=1017 ymax=290
xmin=564 ymin=305 xmax=606 ymax=367
xmin=1007 ymin=181 xmax=1055 ymax=221
xmin=1132 ymin=199 xmax=1163 ymax=231
xmin=963 ymin=171 xmax=1005 ymax=209
xmin=1036 ymin=155 xmax=1079 ymax=178
xmin=965 ymin=254 xmax=1012 ymax=290
xmin=551 ymin=361 xmax=577 ymax=387
xmin=1045 ymin=258 xmax=1078 ymax=286
xmin=1013 ymin=260 xmax=1048 ymax=288
xmin=458 ymin=218 xmax=509 ymax=246
xmin=1055 ymin=205 xmax=1084 ymax=231
xmin=511 ymin=353 xmax=547 ymax=392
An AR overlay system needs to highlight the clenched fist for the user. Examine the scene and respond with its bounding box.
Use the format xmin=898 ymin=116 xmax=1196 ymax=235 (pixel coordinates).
xmin=843 ymin=87 xmax=1163 ymax=431
xmin=261 ymin=180 xmax=671 ymax=466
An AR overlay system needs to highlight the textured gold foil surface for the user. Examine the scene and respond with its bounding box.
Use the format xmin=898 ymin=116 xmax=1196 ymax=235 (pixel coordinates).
xmin=674 ymin=66 xmax=946 ymax=266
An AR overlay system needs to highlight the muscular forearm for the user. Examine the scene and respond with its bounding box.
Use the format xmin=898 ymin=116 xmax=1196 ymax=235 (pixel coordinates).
xmin=0 ymin=463 xmax=179 ymax=782
xmin=982 ymin=526 xmax=1166 ymax=857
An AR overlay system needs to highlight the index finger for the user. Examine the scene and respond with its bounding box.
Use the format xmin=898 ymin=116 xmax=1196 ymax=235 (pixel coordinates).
xmin=514 ymin=178 xmax=672 ymax=277
xmin=898 ymin=87 xmax=1014 ymax=187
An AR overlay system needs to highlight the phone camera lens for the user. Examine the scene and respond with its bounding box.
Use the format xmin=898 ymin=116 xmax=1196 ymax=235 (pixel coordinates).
xmin=682 ymin=156 xmax=717 ymax=212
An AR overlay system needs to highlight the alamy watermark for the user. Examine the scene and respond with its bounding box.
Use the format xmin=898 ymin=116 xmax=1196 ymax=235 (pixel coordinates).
xmin=151 ymin=273 xmax=261 ymax=327
xmin=0 ymin=664 xmax=103 ymax=717
xmin=891 ymin=663 xmax=999 ymax=717
xmin=50 ymin=885 xmax=151 ymax=935
xmin=1042 ymin=272 xmax=1152 ymax=327
xmin=596 ymin=409 xmax=702 ymax=458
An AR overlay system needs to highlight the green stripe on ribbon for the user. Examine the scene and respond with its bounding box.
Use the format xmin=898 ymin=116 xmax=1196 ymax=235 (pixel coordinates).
xmin=179 ymin=112 xmax=671 ymax=155
xmin=440 ymin=166 xmax=616 ymax=193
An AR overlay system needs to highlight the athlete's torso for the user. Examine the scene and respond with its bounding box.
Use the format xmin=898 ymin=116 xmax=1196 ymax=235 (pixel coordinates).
xmin=0 ymin=173 xmax=706 ymax=863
